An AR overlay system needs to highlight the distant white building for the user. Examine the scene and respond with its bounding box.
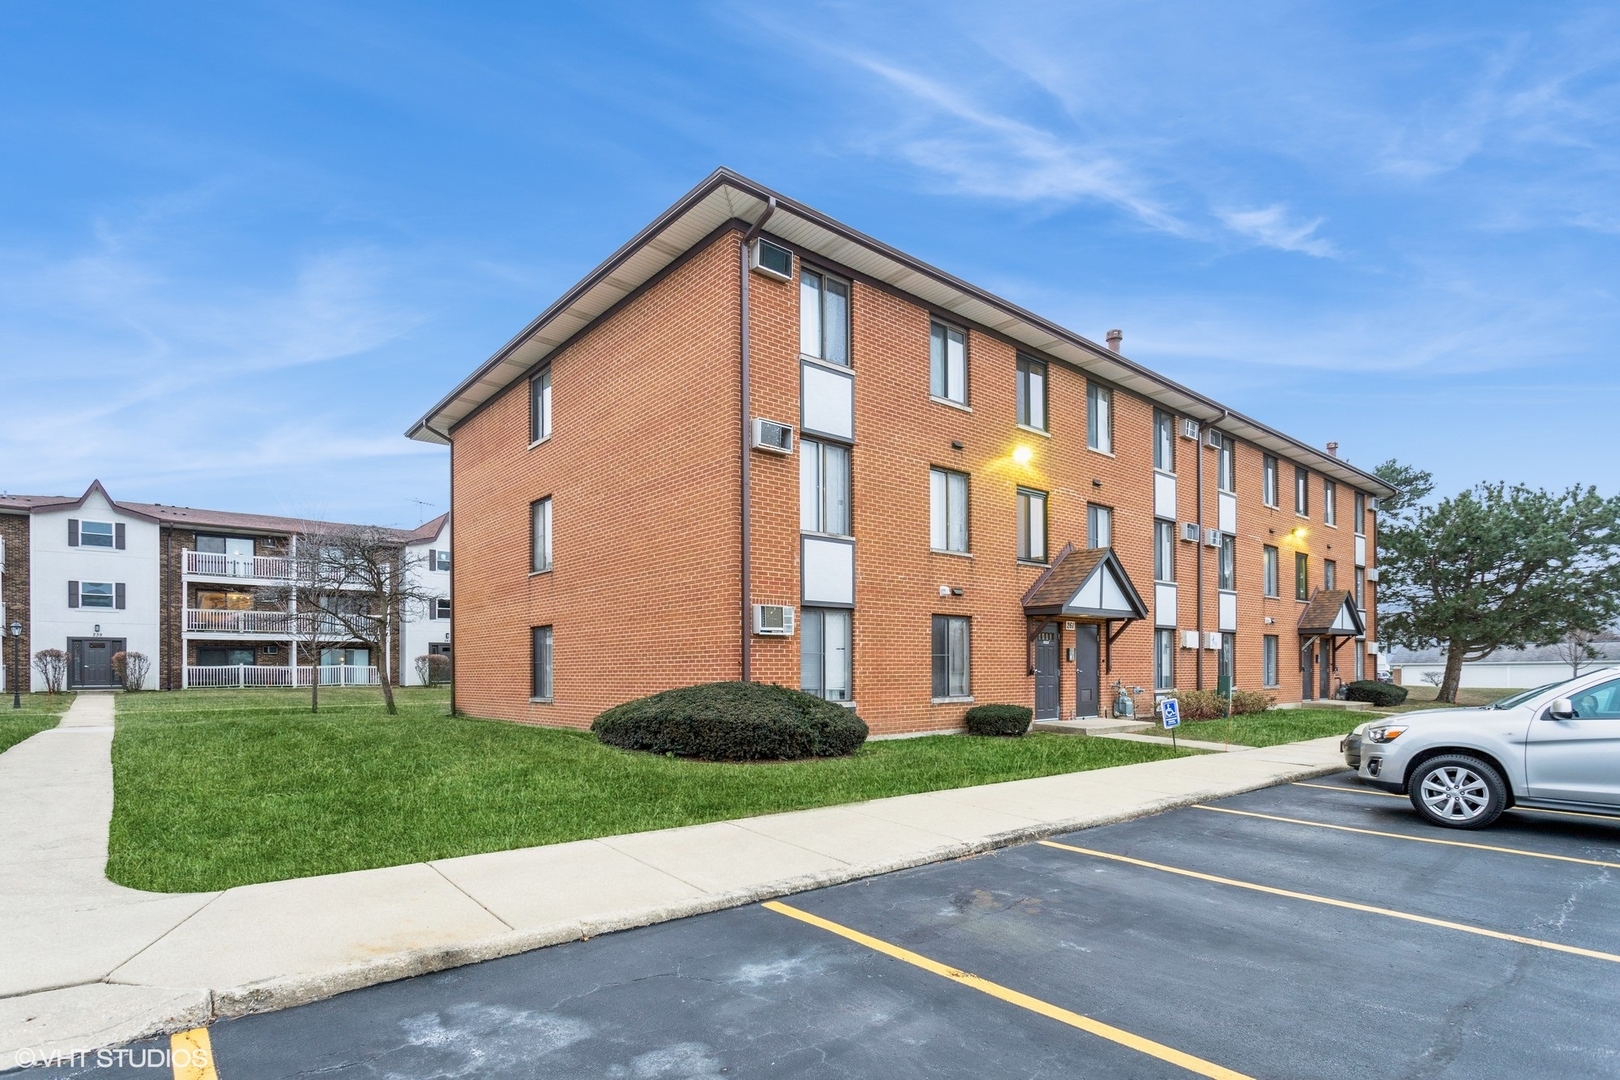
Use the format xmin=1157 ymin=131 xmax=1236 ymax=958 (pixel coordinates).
xmin=403 ymin=513 xmax=451 ymax=686
xmin=1390 ymin=639 xmax=1620 ymax=689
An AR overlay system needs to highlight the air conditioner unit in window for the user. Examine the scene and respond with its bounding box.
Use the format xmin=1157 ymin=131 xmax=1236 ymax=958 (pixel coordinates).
xmin=751 ymin=418 xmax=795 ymax=455
xmin=1205 ymin=428 xmax=1224 ymax=449
xmin=748 ymin=238 xmax=793 ymax=282
xmin=753 ymin=604 xmax=795 ymax=636
xmin=1179 ymin=522 xmax=1199 ymax=543
xmin=1180 ymin=630 xmax=1199 ymax=650
xmin=1204 ymin=527 xmax=1221 ymax=547
xmin=1365 ymin=566 xmax=1380 ymax=583
xmin=1179 ymin=418 xmax=1199 ymax=440
xmin=1205 ymin=632 xmax=1222 ymax=650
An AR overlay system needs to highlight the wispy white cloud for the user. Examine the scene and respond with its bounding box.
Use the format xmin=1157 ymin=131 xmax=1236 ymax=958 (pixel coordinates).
xmin=1214 ymin=204 xmax=1338 ymax=257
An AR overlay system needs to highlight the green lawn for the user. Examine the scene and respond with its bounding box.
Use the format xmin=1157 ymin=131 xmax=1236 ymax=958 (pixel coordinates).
xmin=1136 ymin=707 xmax=1367 ymax=747
xmin=0 ymin=692 xmax=75 ymax=753
xmin=1382 ymin=686 xmax=1515 ymax=712
xmin=109 ymin=687 xmax=1191 ymax=893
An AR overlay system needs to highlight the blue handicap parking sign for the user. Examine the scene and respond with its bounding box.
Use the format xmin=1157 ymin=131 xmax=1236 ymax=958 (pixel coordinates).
xmin=1159 ymin=698 xmax=1181 ymax=729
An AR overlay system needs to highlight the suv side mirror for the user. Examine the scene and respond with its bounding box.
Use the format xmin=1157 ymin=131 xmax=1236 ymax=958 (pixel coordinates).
xmin=1546 ymin=698 xmax=1575 ymax=720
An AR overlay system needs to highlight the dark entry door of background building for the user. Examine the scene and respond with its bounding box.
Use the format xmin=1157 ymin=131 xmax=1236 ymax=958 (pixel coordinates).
xmin=1033 ymin=625 xmax=1060 ymax=721
xmin=1075 ymin=624 xmax=1101 ymax=718
xmin=68 ymin=638 xmax=124 ymax=688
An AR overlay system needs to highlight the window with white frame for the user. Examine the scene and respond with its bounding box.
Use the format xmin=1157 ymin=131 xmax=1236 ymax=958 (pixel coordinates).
xmin=1354 ymin=566 xmax=1365 ymax=608
xmin=1324 ymin=479 xmax=1337 ymax=526
xmin=1219 ymin=633 xmax=1235 ymax=683
xmin=434 ymin=598 xmax=451 ymax=620
xmin=1262 ymin=455 xmax=1279 ymax=507
xmin=80 ymin=581 xmax=115 ymax=608
xmin=79 ymin=521 xmax=115 ymax=548
xmin=1154 ymin=411 xmax=1174 ymax=472
xmin=1295 ymin=466 xmax=1309 ymax=516
xmin=1262 ymin=545 xmax=1279 ymax=598
xmin=1017 ymin=488 xmax=1047 ymax=563
xmin=1087 ymin=382 xmax=1113 ymax=453
xmin=930 ymin=321 xmax=967 ymax=404
xmin=1218 ymin=534 xmax=1235 ymax=590
xmin=1263 ymin=635 xmax=1279 ymax=687
xmin=801 ymin=608 xmax=852 ymax=702
xmin=1154 ymin=519 xmax=1175 ymax=582
xmin=929 ymin=468 xmax=969 ymax=553
xmin=1154 ymin=629 xmax=1175 ymax=689
xmin=1354 ymin=491 xmax=1366 ymax=536
xmin=1216 ymin=433 xmax=1236 ymax=493
xmin=1296 ymin=551 xmax=1309 ymax=600
xmin=800 ymin=267 xmax=850 ymax=365
xmin=432 ymin=550 xmax=451 ymax=571
xmin=931 ymin=614 xmax=971 ymax=699
xmin=1016 ymin=355 xmax=1047 ymax=430
xmin=1324 ymin=559 xmax=1337 ymax=591
xmin=800 ymin=439 xmax=851 ymax=536
xmin=531 ymin=626 xmax=553 ymax=699
xmin=530 ymin=498 xmax=552 ymax=573
xmin=529 ymin=368 xmax=552 ymax=444
xmin=1087 ymin=503 xmax=1112 ymax=549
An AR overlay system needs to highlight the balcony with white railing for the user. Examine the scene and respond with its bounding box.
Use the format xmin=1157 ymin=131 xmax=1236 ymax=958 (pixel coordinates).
xmin=183 ymin=549 xmax=294 ymax=582
xmin=185 ymin=608 xmax=294 ymax=635
xmin=184 ymin=664 xmax=380 ymax=688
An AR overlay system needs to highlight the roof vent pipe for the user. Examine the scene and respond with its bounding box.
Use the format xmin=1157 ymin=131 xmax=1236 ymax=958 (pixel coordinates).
xmin=1105 ymin=329 xmax=1123 ymax=352
xmin=1326 ymin=442 xmax=1339 ymax=458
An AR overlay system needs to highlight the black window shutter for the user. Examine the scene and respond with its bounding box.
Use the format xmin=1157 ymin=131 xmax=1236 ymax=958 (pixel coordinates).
xmin=115 ymin=523 xmax=126 ymax=549
xmin=68 ymin=581 xmax=79 ymax=608
xmin=428 ymin=549 xmax=436 ymax=571
xmin=427 ymin=597 xmax=436 ymax=620
xmin=68 ymin=519 xmax=79 ymax=546
xmin=115 ymin=583 xmax=126 ymax=609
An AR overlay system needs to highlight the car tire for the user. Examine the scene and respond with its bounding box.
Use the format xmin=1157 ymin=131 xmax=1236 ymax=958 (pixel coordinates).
xmin=1408 ymin=754 xmax=1507 ymax=830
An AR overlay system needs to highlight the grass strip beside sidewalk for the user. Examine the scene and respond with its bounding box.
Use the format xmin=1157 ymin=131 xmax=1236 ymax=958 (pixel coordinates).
xmin=1136 ymin=708 xmax=1365 ymax=748
xmin=0 ymin=692 xmax=76 ymax=754
xmin=109 ymin=688 xmax=1191 ymax=893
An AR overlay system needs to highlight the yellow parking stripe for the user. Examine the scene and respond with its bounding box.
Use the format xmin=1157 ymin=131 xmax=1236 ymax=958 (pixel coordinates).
xmin=1194 ymin=805 xmax=1620 ymax=870
xmin=170 ymin=1026 xmax=218 ymax=1080
xmin=1291 ymin=781 xmax=1620 ymax=821
xmin=763 ymin=900 xmax=1251 ymax=1080
xmin=1039 ymin=840 xmax=1620 ymax=965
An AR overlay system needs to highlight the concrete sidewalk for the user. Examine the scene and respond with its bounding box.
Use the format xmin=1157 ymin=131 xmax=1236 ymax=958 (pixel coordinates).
xmin=0 ymin=695 xmax=1345 ymax=1067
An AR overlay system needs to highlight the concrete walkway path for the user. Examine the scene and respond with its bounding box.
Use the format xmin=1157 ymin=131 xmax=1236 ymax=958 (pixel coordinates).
xmin=0 ymin=698 xmax=1345 ymax=1068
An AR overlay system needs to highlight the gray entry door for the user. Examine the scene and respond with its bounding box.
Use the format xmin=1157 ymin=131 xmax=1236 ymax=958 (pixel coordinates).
xmin=1075 ymin=624 xmax=1101 ymax=718
xmin=1302 ymin=639 xmax=1315 ymax=700
xmin=69 ymin=638 xmax=123 ymax=688
xmin=1033 ymin=625 xmax=1060 ymax=721
xmin=1320 ymin=640 xmax=1334 ymax=699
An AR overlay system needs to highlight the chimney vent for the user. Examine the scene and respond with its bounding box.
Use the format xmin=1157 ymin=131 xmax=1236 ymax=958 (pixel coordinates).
xmin=1326 ymin=441 xmax=1339 ymax=458
xmin=1105 ymin=328 xmax=1123 ymax=352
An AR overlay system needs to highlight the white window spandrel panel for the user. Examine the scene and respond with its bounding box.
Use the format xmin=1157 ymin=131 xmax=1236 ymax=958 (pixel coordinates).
xmin=1354 ymin=535 xmax=1367 ymax=567
xmin=1154 ymin=472 xmax=1177 ymax=519
xmin=1218 ymin=491 xmax=1237 ymax=535
xmin=801 ymin=362 xmax=853 ymax=441
xmin=802 ymin=536 xmax=855 ymax=606
xmin=1155 ymin=583 xmax=1178 ymax=628
xmin=1218 ymin=591 xmax=1238 ymax=632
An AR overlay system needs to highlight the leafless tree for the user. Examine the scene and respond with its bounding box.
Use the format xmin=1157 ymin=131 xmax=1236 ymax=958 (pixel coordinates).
xmin=271 ymin=525 xmax=370 ymax=714
xmin=295 ymin=524 xmax=434 ymax=715
xmin=111 ymin=651 xmax=151 ymax=691
xmin=1553 ymin=628 xmax=1603 ymax=678
xmin=33 ymin=649 xmax=67 ymax=694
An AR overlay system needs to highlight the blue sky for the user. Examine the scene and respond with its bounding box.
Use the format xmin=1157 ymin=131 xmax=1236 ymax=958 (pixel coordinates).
xmin=3 ymin=1 xmax=1618 ymax=527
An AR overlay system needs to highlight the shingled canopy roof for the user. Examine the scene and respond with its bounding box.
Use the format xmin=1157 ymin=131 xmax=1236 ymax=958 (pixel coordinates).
xmin=1022 ymin=546 xmax=1148 ymax=620
xmin=1298 ymin=589 xmax=1365 ymax=636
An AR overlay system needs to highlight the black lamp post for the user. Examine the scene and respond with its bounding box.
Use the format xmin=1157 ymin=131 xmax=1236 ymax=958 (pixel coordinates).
xmin=7 ymin=621 xmax=21 ymax=709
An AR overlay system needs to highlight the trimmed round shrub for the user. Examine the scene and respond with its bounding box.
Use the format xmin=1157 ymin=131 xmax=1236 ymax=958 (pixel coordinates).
xmin=964 ymin=704 xmax=1033 ymax=736
xmin=591 ymin=682 xmax=868 ymax=762
xmin=1345 ymin=680 xmax=1407 ymax=707
xmin=1229 ymin=690 xmax=1276 ymax=715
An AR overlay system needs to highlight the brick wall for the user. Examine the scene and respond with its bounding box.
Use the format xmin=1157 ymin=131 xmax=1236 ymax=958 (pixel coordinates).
xmin=448 ymin=227 xmax=1381 ymax=734
xmin=0 ymin=512 xmax=29 ymax=692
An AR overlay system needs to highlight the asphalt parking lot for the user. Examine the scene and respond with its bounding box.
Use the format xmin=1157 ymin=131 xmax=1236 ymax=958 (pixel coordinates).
xmin=32 ymin=772 xmax=1620 ymax=1079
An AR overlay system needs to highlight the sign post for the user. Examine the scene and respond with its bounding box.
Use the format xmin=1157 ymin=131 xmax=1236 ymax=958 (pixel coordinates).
xmin=1159 ymin=697 xmax=1181 ymax=750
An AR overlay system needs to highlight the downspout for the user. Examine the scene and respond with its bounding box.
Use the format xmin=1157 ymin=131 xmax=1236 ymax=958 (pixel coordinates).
xmin=1195 ymin=408 xmax=1229 ymax=690
xmin=426 ymin=421 xmax=454 ymax=714
xmin=738 ymin=197 xmax=776 ymax=683
xmin=161 ymin=525 xmax=170 ymax=690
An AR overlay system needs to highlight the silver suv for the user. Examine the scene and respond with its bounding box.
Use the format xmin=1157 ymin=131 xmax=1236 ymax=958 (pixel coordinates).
xmin=1350 ymin=671 xmax=1620 ymax=829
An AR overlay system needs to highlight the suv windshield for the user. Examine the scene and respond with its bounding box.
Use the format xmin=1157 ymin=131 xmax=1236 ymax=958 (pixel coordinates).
xmin=1490 ymin=681 xmax=1572 ymax=709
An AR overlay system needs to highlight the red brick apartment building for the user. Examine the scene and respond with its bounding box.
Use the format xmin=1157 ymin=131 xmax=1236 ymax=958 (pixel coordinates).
xmin=410 ymin=169 xmax=1395 ymax=736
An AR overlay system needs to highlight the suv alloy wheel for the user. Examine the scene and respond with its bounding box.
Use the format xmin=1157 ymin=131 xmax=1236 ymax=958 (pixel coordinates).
xmin=1409 ymin=754 xmax=1507 ymax=830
